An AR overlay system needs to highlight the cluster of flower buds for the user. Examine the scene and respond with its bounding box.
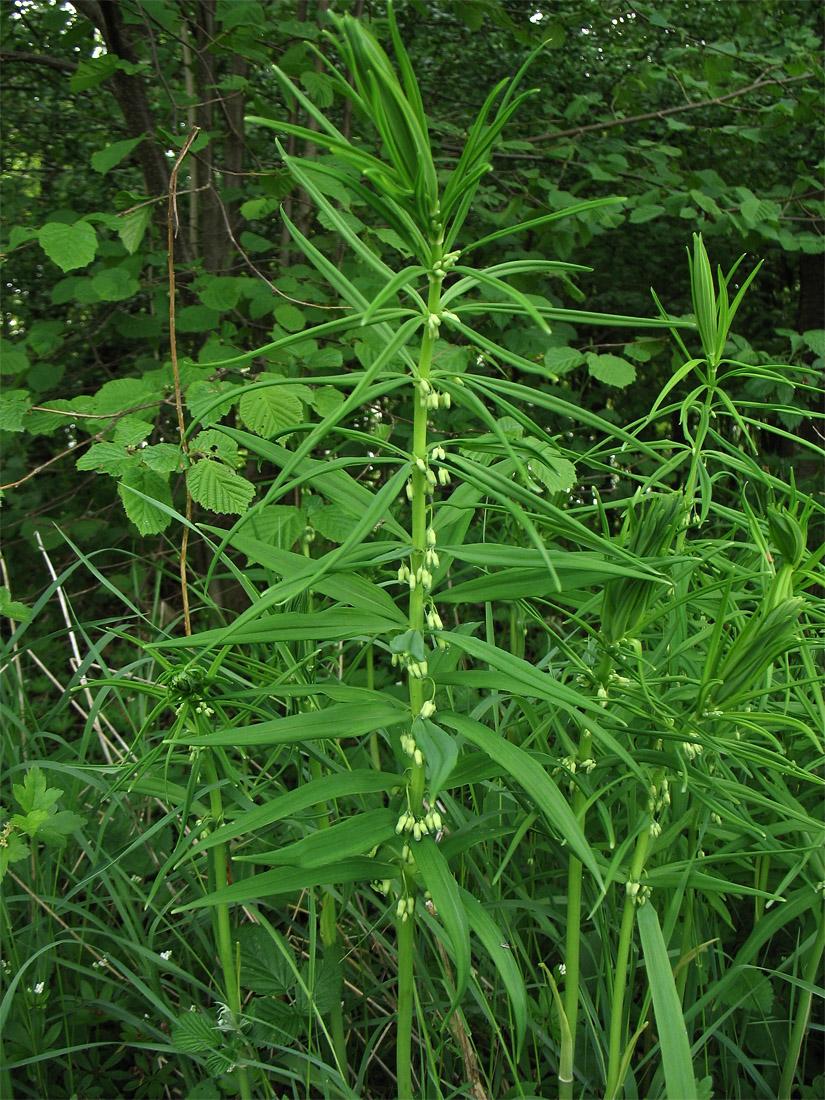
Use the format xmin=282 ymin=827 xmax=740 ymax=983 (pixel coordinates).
xmin=415 ymin=377 xmax=452 ymax=410
xmin=424 ymin=527 xmax=440 ymax=570
xmin=398 ymin=559 xmax=435 ymax=593
xmin=415 ymin=455 xmax=439 ymax=490
xmin=430 ymin=445 xmax=450 ymax=485
xmin=425 ymin=604 xmax=444 ymax=632
xmin=626 ymin=879 xmax=652 ymax=906
xmin=397 ymin=563 xmax=416 ymax=590
xmin=372 ymin=878 xmax=393 ymax=896
xmin=391 ymin=649 xmax=429 ymax=678
xmin=396 ymin=895 xmax=416 ymax=922
xmin=395 ymin=808 xmax=443 ymax=842
xmin=648 ymin=777 xmax=671 ymax=815
xmin=681 ymin=738 xmax=703 ymax=761
xmin=400 ymin=732 xmax=425 ymax=768
xmin=649 ymin=819 xmax=663 ymax=839
xmin=430 ymin=250 xmax=461 ymax=281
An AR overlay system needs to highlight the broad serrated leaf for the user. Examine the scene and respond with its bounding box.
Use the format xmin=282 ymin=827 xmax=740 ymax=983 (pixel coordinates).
xmin=305 ymin=347 xmax=343 ymax=370
xmin=26 ymin=321 xmax=64 ymax=355
xmin=13 ymin=767 xmax=58 ymax=814
xmin=141 ymin=443 xmax=184 ymax=474
xmin=544 ymin=345 xmax=584 ymax=375
xmin=586 ymin=352 xmax=636 ymax=388
xmin=170 ymin=1011 xmax=218 ymax=1054
xmin=297 ymin=955 xmax=342 ymax=1015
xmin=311 ymin=385 xmax=345 ymax=417
xmin=273 ymin=303 xmax=306 ymax=332
xmin=0 ymin=390 xmax=31 ymax=431
xmin=300 ymin=69 xmax=334 ymax=108
xmin=24 ymin=400 xmax=74 ymax=436
xmin=630 ymin=204 xmax=665 ymax=224
xmin=306 ymin=501 xmax=357 ymax=543
xmin=117 ymin=206 xmax=152 ymax=254
xmin=243 ymin=505 xmax=305 ymax=554
xmin=118 ymin=467 xmax=174 ymax=535
xmin=198 ymin=276 xmax=241 ymax=313
xmin=91 ymin=136 xmax=144 ymax=175
xmin=718 ymin=966 xmax=775 ymax=1014
xmin=524 ymin=439 xmax=577 ymax=493
xmin=91 ymin=267 xmax=141 ymax=301
xmin=191 ymin=429 xmax=238 ymax=465
xmin=113 ymin=416 xmax=154 ymax=446
xmin=69 ymin=54 xmax=120 ymax=92
xmin=186 ymin=460 xmax=255 ymax=514
xmin=11 ymin=809 xmax=51 ymax=837
xmin=233 ymin=926 xmax=297 ymax=996
xmin=92 ymin=377 xmax=156 ymax=416
xmin=186 ymin=379 xmax=241 ymax=426
xmin=76 ymin=442 xmax=137 ymax=477
xmin=802 ymin=329 xmax=824 ymax=358
xmin=37 ymin=809 xmax=86 ymax=848
xmin=741 ymin=197 xmax=779 ymax=226
xmin=0 ymin=340 xmax=29 ymax=376
xmin=176 ymin=305 xmax=221 ymax=333
xmin=0 ymin=832 xmax=30 ymax=881
xmin=38 ymin=221 xmax=98 ymax=272
xmin=0 ymin=586 xmax=33 ymax=622
xmin=239 ymin=380 xmax=304 ymax=438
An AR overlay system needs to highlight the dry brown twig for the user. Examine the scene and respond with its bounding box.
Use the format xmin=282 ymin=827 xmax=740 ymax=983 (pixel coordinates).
xmin=167 ymin=126 xmax=200 ymax=637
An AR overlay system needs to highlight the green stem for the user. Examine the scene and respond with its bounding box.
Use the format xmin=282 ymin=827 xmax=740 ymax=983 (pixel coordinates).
xmin=396 ymin=258 xmax=443 ymax=1100
xmin=778 ymin=900 xmax=825 ymax=1100
xmin=396 ymin=880 xmax=417 ymax=1100
xmin=605 ymin=826 xmax=650 ymax=1100
xmin=202 ymin=749 xmax=252 ymax=1100
xmin=562 ymin=728 xmax=593 ymax=1100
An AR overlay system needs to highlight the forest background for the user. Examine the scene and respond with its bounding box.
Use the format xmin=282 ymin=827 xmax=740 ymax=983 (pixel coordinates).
xmin=0 ymin=1 xmax=823 ymax=1099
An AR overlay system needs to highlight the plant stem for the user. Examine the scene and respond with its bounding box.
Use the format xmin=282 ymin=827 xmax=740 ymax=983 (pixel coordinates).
xmin=778 ymin=900 xmax=825 ymax=1100
xmin=605 ymin=826 xmax=650 ymax=1099
xmin=562 ymin=728 xmax=593 ymax=1100
xmin=202 ymin=749 xmax=252 ymax=1100
xmin=397 ymin=253 xmax=443 ymax=1100
xmin=396 ymin=877 xmax=417 ymax=1100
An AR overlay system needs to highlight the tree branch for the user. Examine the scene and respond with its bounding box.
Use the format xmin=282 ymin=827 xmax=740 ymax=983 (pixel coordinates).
xmin=0 ymin=50 xmax=77 ymax=74
xmin=528 ymin=72 xmax=808 ymax=145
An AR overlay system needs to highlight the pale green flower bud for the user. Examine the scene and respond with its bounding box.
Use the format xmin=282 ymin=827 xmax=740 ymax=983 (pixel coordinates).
xmin=438 ymin=467 xmax=450 ymax=486
xmin=405 ymin=480 xmax=414 ymax=501
xmin=414 ymin=748 xmax=424 ymax=767
xmin=419 ymin=699 xmax=436 ymax=719
xmin=426 ymin=526 xmax=437 ymax=547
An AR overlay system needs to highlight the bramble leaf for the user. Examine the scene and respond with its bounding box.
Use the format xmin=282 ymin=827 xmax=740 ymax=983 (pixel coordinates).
xmin=186 ymin=460 xmax=255 ymax=514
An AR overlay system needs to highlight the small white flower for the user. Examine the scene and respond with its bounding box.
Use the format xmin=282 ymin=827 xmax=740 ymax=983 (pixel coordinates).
xmin=558 ymin=962 xmax=567 ymax=976
xmin=160 ymin=950 xmax=172 ymax=961
xmin=33 ymin=981 xmax=45 ymax=995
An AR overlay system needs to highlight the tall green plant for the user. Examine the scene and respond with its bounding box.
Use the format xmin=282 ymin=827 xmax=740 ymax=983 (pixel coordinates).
xmin=6 ymin=8 xmax=822 ymax=1100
